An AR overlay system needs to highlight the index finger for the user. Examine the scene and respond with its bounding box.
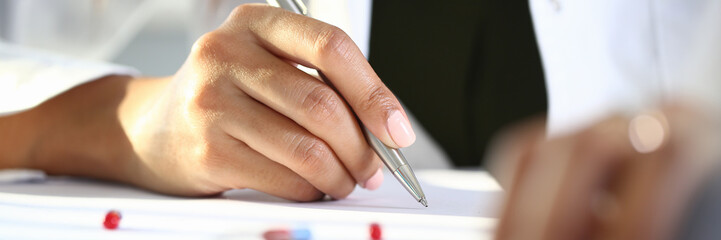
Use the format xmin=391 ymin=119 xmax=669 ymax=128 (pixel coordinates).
xmin=225 ymin=4 xmax=416 ymax=149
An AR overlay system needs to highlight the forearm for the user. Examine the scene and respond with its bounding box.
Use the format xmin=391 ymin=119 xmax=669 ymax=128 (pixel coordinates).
xmin=0 ymin=75 xmax=140 ymax=182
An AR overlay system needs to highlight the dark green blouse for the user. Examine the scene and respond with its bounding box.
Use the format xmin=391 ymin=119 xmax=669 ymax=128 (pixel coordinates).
xmin=368 ymin=0 xmax=547 ymax=167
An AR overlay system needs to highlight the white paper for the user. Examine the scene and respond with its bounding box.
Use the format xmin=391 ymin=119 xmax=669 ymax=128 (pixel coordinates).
xmin=0 ymin=169 xmax=502 ymax=240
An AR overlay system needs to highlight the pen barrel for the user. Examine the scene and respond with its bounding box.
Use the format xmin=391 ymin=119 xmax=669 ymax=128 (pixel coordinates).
xmin=392 ymin=164 xmax=426 ymax=202
xmin=363 ymin=127 xmax=426 ymax=202
xmin=267 ymin=0 xmax=308 ymax=15
xmin=362 ymin=127 xmax=409 ymax=171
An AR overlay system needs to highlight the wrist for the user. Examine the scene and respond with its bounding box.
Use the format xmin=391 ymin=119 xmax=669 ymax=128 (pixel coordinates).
xmin=116 ymin=75 xmax=173 ymax=187
xmin=0 ymin=107 xmax=42 ymax=169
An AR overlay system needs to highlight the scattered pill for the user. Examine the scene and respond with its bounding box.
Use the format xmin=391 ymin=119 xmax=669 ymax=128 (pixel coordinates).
xmin=291 ymin=229 xmax=311 ymax=240
xmin=103 ymin=210 xmax=122 ymax=230
xmin=370 ymin=222 xmax=382 ymax=240
xmin=263 ymin=229 xmax=290 ymax=240
xmin=262 ymin=228 xmax=311 ymax=240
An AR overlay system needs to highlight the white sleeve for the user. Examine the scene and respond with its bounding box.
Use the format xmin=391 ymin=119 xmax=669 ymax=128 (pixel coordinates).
xmin=0 ymin=42 xmax=139 ymax=117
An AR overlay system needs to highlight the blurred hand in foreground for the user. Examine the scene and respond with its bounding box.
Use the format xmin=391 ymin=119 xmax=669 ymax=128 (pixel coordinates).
xmin=489 ymin=105 xmax=721 ymax=240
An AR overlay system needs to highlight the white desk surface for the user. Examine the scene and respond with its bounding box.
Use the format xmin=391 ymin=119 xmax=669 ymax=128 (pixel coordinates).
xmin=0 ymin=169 xmax=501 ymax=240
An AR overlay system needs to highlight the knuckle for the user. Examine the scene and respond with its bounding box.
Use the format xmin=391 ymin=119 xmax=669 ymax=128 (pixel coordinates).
xmin=291 ymin=135 xmax=334 ymax=173
xmin=358 ymin=85 xmax=395 ymax=113
xmin=183 ymin=82 xmax=235 ymax=129
xmin=301 ymin=85 xmax=344 ymax=125
xmin=228 ymin=4 xmax=257 ymax=22
xmin=312 ymin=25 xmax=353 ymax=60
xmin=187 ymin=79 xmax=224 ymax=113
xmin=228 ymin=4 xmax=277 ymax=32
xmin=190 ymin=31 xmax=232 ymax=64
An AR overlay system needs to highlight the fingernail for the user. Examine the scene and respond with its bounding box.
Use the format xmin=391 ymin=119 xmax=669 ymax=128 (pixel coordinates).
xmin=629 ymin=114 xmax=667 ymax=153
xmin=361 ymin=168 xmax=384 ymax=190
xmin=386 ymin=110 xmax=416 ymax=148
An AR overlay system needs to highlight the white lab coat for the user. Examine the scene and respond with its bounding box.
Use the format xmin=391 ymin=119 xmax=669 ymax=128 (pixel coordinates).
xmin=530 ymin=0 xmax=721 ymax=136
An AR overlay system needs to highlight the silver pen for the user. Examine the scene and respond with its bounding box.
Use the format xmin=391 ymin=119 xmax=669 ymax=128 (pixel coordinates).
xmin=267 ymin=0 xmax=427 ymax=207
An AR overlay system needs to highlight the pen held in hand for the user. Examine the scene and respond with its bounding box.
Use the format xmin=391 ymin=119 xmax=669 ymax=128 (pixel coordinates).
xmin=266 ymin=0 xmax=428 ymax=207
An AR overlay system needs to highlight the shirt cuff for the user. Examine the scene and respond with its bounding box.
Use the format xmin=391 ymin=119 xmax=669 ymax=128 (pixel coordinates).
xmin=0 ymin=42 xmax=140 ymax=117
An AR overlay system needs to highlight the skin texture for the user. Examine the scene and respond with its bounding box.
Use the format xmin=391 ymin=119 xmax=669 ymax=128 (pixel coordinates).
xmin=0 ymin=4 xmax=417 ymax=201
xmin=489 ymin=106 xmax=721 ymax=240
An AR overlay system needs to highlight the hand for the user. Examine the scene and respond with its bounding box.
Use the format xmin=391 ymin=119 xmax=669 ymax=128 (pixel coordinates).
xmin=490 ymin=106 xmax=721 ymax=240
xmin=112 ymin=4 xmax=416 ymax=200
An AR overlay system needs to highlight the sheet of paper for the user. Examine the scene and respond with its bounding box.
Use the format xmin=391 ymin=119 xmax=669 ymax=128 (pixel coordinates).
xmin=0 ymin=169 xmax=502 ymax=240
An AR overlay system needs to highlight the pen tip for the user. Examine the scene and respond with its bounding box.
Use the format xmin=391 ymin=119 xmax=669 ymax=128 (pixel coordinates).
xmin=420 ymin=198 xmax=428 ymax=207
